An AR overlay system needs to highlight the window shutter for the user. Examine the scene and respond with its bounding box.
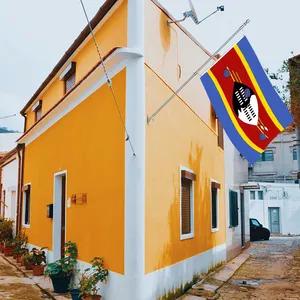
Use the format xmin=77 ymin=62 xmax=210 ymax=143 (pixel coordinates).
xmin=65 ymin=72 xmax=76 ymax=93
xmin=217 ymin=120 xmax=224 ymax=149
xmin=181 ymin=178 xmax=191 ymax=234
xmin=233 ymin=191 xmax=238 ymax=227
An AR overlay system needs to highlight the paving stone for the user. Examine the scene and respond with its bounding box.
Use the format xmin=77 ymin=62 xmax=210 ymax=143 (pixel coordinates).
xmin=177 ymin=295 xmax=206 ymax=300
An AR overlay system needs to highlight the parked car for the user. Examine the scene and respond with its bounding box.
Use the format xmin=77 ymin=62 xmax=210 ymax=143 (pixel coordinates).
xmin=250 ymin=218 xmax=270 ymax=241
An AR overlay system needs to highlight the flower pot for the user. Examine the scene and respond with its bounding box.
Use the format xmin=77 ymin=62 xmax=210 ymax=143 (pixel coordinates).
xmin=0 ymin=242 xmax=4 ymax=252
xmin=3 ymin=248 xmax=13 ymax=256
xmin=25 ymin=262 xmax=33 ymax=270
xmin=12 ymin=253 xmax=18 ymax=259
xmin=70 ymin=289 xmax=82 ymax=300
xmin=50 ymin=272 xmax=72 ymax=293
xmin=82 ymin=296 xmax=102 ymax=300
xmin=32 ymin=265 xmax=44 ymax=276
xmin=16 ymin=255 xmax=22 ymax=263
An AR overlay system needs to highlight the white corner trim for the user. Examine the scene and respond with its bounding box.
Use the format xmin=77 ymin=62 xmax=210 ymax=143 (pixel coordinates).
xmin=180 ymin=166 xmax=195 ymax=240
xmin=210 ymin=178 xmax=220 ymax=233
xmin=19 ymin=48 xmax=143 ymax=146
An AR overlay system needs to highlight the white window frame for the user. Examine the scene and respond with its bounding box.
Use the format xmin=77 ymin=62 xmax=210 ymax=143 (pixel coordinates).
xmin=210 ymin=179 xmax=219 ymax=233
xmin=22 ymin=183 xmax=31 ymax=228
xmin=180 ymin=166 xmax=195 ymax=240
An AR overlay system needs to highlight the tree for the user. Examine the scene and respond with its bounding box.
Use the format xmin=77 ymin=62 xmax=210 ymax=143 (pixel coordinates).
xmin=265 ymin=55 xmax=300 ymax=183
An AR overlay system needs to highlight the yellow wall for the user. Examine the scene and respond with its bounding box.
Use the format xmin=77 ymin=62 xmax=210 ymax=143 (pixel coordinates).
xmin=145 ymin=67 xmax=225 ymax=274
xmin=145 ymin=0 xmax=225 ymax=274
xmin=25 ymin=0 xmax=128 ymax=131
xmin=23 ymin=70 xmax=126 ymax=275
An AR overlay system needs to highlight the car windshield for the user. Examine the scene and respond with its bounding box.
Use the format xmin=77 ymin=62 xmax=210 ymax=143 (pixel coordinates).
xmin=251 ymin=219 xmax=261 ymax=227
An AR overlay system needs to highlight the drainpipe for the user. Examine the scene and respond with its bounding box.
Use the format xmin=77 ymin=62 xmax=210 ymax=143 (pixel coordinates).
xmin=297 ymin=128 xmax=300 ymax=188
xmin=16 ymin=143 xmax=25 ymax=234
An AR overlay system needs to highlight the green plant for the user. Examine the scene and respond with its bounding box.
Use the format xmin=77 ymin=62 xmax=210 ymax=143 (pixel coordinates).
xmin=13 ymin=231 xmax=28 ymax=255
xmin=22 ymin=252 xmax=33 ymax=265
xmin=77 ymin=257 xmax=109 ymax=297
xmin=0 ymin=220 xmax=14 ymax=242
xmin=45 ymin=241 xmax=78 ymax=277
xmin=4 ymin=239 xmax=15 ymax=249
xmin=29 ymin=247 xmax=47 ymax=266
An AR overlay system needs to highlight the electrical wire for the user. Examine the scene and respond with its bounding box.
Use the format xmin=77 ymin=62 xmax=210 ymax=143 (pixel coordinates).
xmin=79 ymin=0 xmax=136 ymax=156
xmin=0 ymin=114 xmax=16 ymax=120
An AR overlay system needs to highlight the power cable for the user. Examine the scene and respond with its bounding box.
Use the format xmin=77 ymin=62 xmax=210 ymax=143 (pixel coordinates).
xmin=79 ymin=0 xmax=136 ymax=156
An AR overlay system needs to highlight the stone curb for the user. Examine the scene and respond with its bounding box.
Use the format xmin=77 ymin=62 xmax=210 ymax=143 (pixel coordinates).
xmin=179 ymin=253 xmax=251 ymax=300
xmin=0 ymin=253 xmax=56 ymax=300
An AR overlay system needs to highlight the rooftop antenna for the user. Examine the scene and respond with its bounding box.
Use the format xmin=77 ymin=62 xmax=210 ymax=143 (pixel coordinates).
xmin=0 ymin=114 xmax=16 ymax=120
xmin=168 ymin=0 xmax=224 ymax=25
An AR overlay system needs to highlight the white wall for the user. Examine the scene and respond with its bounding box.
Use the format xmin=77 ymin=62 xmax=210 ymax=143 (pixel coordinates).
xmin=224 ymin=134 xmax=250 ymax=258
xmin=1 ymin=154 xmax=18 ymax=231
xmin=249 ymin=182 xmax=300 ymax=235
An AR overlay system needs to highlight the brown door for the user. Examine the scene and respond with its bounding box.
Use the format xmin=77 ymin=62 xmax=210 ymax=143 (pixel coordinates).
xmin=61 ymin=175 xmax=66 ymax=258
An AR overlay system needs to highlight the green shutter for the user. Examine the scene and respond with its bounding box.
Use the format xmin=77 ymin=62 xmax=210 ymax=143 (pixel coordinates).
xmin=229 ymin=190 xmax=239 ymax=227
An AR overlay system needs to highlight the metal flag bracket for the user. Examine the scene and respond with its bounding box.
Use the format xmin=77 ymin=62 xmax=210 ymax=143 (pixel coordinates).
xmin=147 ymin=19 xmax=250 ymax=124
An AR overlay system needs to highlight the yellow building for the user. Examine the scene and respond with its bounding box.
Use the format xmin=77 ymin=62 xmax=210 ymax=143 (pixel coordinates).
xmin=17 ymin=0 xmax=226 ymax=298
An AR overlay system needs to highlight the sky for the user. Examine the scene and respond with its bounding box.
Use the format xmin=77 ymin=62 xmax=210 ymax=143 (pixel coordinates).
xmin=1 ymin=0 xmax=299 ymax=132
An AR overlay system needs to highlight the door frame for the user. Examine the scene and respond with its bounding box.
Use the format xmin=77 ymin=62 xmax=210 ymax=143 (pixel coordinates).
xmin=240 ymin=191 xmax=245 ymax=247
xmin=268 ymin=207 xmax=280 ymax=234
xmin=53 ymin=170 xmax=67 ymax=261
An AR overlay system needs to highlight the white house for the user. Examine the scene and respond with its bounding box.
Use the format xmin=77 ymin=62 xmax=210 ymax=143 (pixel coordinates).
xmin=224 ymin=134 xmax=251 ymax=261
xmin=249 ymin=182 xmax=300 ymax=235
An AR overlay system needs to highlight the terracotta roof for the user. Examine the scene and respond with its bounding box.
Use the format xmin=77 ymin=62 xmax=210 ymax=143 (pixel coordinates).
xmin=20 ymin=0 xmax=118 ymax=116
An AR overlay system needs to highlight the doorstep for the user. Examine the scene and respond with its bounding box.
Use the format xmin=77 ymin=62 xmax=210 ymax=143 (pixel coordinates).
xmin=177 ymin=253 xmax=250 ymax=299
xmin=1 ymin=254 xmax=71 ymax=299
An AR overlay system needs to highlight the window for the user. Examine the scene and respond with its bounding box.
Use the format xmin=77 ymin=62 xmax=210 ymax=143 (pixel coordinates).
xmin=180 ymin=168 xmax=196 ymax=239
xmin=250 ymin=218 xmax=260 ymax=227
xmin=65 ymin=72 xmax=76 ymax=93
xmin=258 ymin=191 xmax=264 ymax=200
xmin=229 ymin=190 xmax=238 ymax=228
xmin=23 ymin=185 xmax=31 ymax=226
xmin=257 ymin=150 xmax=274 ymax=161
xmin=217 ymin=120 xmax=224 ymax=149
xmin=32 ymin=100 xmax=42 ymax=122
xmin=250 ymin=191 xmax=256 ymax=200
xmin=60 ymin=62 xmax=76 ymax=94
xmin=211 ymin=181 xmax=221 ymax=231
xmin=293 ymin=149 xmax=298 ymax=161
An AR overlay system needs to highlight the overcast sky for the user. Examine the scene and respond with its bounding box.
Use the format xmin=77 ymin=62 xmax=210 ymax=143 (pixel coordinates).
xmin=1 ymin=0 xmax=299 ymax=132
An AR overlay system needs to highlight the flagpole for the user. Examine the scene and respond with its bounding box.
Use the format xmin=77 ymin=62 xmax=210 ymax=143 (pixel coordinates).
xmin=147 ymin=19 xmax=250 ymax=123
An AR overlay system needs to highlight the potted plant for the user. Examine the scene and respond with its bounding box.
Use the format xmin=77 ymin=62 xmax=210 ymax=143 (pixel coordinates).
xmin=45 ymin=241 xmax=78 ymax=294
xmin=3 ymin=239 xmax=15 ymax=256
xmin=0 ymin=220 xmax=14 ymax=253
xmin=77 ymin=257 xmax=109 ymax=300
xmin=30 ymin=247 xmax=47 ymax=276
xmin=23 ymin=252 xmax=34 ymax=270
xmin=69 ymin=281 xmax=82 ymax=300
xmin=16 ymin=247 xmax=29 ymax=263
xmin=13 ymin=231 xmax=28 ymax=259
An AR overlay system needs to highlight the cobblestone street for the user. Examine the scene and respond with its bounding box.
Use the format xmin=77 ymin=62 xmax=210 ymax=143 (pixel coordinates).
xmin=218 ymin=237 xmax=300 ymax=300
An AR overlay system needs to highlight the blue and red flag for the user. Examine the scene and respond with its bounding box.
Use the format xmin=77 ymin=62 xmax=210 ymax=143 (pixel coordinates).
xmin=201 ymin=36 xmax=293 ymax=164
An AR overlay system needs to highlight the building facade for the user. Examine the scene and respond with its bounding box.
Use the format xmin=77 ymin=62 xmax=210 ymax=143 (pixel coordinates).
xmin=224 ymin=134 xmax=250 ymax=261
xmin=249 ymin=182 xmax=300 ymax=235
xmin=16 ymin=1 xmax=227 ymax=299
xmin=249 ymin=131 xmax=299 ymax=183
xmin=0 ymin=148 xmax=19 ymax=233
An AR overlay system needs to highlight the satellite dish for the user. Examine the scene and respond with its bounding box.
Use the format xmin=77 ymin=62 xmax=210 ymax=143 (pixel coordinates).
xmin=188 ymin=0 xmax=199 ymax=24
xmin=167 ymin=1 xmax=224 ymax=25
